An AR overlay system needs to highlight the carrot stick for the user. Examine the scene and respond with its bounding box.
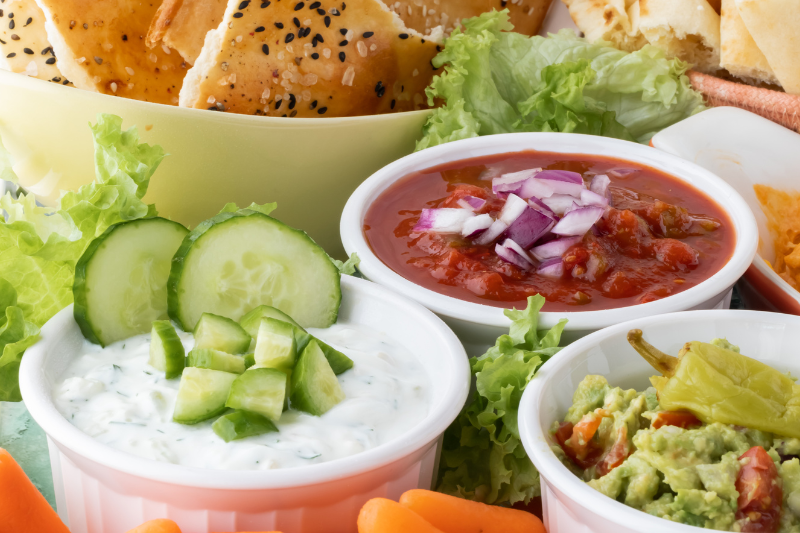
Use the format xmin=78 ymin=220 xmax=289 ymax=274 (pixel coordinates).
xmin=399 ymin=489 xmax=546 ymax=533
xmin=125 ymin=519 xmax=182 ymax=533
xmin=0 ymin=448 xmax=70 ymax=533
xmin=358 ymin=498 xmax=445 ymax=533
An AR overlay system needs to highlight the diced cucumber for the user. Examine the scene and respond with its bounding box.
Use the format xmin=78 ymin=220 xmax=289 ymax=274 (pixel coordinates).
xmin=243 ymin=353 xmax=256 ymax=369
xmin=225 ymin=368 xmax=287 ymax=422
xmin=290 ymin=340 xmax=345 ymax=416
xmin=173 ymin=367 xmax=238 ymax=424
xmin=240 ymin=305 xmax=301 ymax=338
xmin=193 ymin=313 xmax=251 ymax=354
xmin=212 ymin=409 xmax=278 ymax=442
xmin=167 ymin=210 xmax=341 ymax=331
xmin=319 ymin=343 xmax=354 ymax=375
xmin=254 ymin=318 xmax=297 ymax=371
xmin=187 ymin=348 xmax=245 ymax=374
xmin=74 ymin=218 xmax=188 ymax=346
xmin=149 ymin=320 xmax=185 ymax=379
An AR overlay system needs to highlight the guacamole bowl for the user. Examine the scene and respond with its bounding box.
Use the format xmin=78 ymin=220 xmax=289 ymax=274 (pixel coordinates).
xmin=0 ymin=71 xmax=433 ymax=258
xmin=518 ymin=309 xmax=800 ymax=533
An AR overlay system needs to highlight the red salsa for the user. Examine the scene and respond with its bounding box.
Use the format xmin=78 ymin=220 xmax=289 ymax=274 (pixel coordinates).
xmin=364 ymin=151 xmax=734 ymax=312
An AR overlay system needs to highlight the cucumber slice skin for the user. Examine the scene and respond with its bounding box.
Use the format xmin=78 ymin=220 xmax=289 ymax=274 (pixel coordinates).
xmin=187 ymin=348 xmax=246 ymax=374
xmin=167 ymin=210 xmax=341 ymax=332
xmin=212 ymin=409 xmax=278 ymax=442
xmin=254 ymin=318 xmax=297 ymax=371
xmin=225 ymin=368 xmax=287 ymax=422
xmin=149 ymin=320 xmax=185 ymax=379
xmin=243 ymin=353 xmax=256 ymax=369
xmin=240 ymin=305 xmax=301 ymax=338
xmin=290 ymin=340 xmax=345 ymax=416
xmin=74 ymin=217 xmax=189 ymax=347
xmin=193 ymin=312 xmax=252 ymax=354
xmin=173 ymin=367 xmax=238 ymax=425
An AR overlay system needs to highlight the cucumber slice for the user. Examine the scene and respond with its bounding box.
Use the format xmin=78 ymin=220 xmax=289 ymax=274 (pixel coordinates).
xmin=243 ymin=353 xmax=256 ymax=369
xmin=319 ymin=344 xmax=354 ymax=375
xmin=225 ymin=368 xmax=287 ymax=422
xmin=149 ymin=320 xmax=185 ymax=379
xmin=254 ymin=318 xmax=297 ymax=371
xmin=240 ymin=305 xmax=301 ymax=338
xmin=167 ymin=210 xmax=341 ymax=331
xmin=193 ymin=313 xmax=251 ymax=354
xmin=74 ymin=218 xmax=189 ymax=346
xmin=173 ymin=367 xmax=238 ymax=424
xmin=212 ymin=409 xmax=278 ymax=442
xmin=187 ymin=348 xmax=245 ymax=374
xmin=290 ymin=340 xmax=345 ymax=416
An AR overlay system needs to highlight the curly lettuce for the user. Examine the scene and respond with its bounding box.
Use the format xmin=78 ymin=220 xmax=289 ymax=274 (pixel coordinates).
xmin=0 ymin=114 xmax=164 ymax=400
xmin=436 ymin=294 xmax=567 ymax=505
xmin=418 ymin=11 xmax=706 ymax=149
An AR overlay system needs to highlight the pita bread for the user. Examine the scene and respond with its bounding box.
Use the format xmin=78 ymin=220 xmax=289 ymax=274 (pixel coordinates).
xmin=179 ymin=0 xmax=440 ymax=117
xmin=0 ymin=0 xmax=70 ymax=84
xmin=560 ymin=0 xmax=647 ymax=52
xmin=34 ymin=0 xmax=190 ymax=104
xmin=638 ymin=0 xmax=720 ymax=73
xmin=147 ymin=0 xmax=226 ymax=64
xmin=719 ymin=0 xmax=777 ymax=86
xmin=736 ymin=0 xmax=800 ymax=95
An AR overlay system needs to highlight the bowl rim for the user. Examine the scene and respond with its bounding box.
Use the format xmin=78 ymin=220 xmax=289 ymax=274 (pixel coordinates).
xmin=18 ymin=275 xmax=470 ymax=490
xmin=340 ymin=132 xmax=759 ymax=330
xmin=517 ymin=309 xmax=800 ymax=533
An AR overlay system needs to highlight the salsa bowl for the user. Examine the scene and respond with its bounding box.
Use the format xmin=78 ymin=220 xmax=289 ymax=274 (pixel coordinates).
xmin=517 ymin=309 xmax=800 ymax=533
xmin=340 ymin=133 xmax=758 ymax=355
xmin=18 ymin=275 xmax=470 ymax=533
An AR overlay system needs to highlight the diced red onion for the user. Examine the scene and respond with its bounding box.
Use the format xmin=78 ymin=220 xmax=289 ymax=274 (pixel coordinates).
xmin=413 ymin=208 xmax=475 ymax=233
xmin=564 ymin=201 xmax=583 ymax=215
xmin=506 ymin=206 xmax=556 ymax=249
xmin=495 ymin=239 xmax=535 ymax=269
xmin=541 ymin=194 xmax=579 ymax=216
xmin=498 ymin=194 xmax=529 ymax=225
xmin=462 ymin=213 xmax=493 ymax=238
xmin=518 ymin=178 xmax=555 ymax=200
xmin=551 ymin=206 xmax=605 ymax=236
xmin=503 ymin=239 xmax=536 ymax=265
xmin=580 ymin=189 xmax=609 ymax=207
xmin=475 ymin=219 xmax=508 ymax=245
xmin=457 ymin=195 xmax=487 ymax=211
xmin=492 ymin=169 xmax=540 ymax=196
xmin=535 ymin=170 xmax=585 ymax=197
xmin=607 ymin=168 xmax=637 ymax=178
xmin=528 ymin=197 xmax=556 ymax=217
xmin=530 ymin=236 xmax=582 ymax=261
xmin=589 ymin=174 xmax=610 ymax=198
xmin=537 ymin=257 xmax=564 ymax=278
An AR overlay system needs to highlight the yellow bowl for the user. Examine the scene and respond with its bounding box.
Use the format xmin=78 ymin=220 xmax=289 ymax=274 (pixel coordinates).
xmin=0 ymin=70 xmax=432 ymax=257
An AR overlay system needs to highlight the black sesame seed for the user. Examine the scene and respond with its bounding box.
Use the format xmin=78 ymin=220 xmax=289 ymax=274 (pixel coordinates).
xmin=339 ymin=40 xmax=347 ymax=46
xmin=285 ymin=33 xmax=294 ymax=43
xmin=338 ymin=51 xmax=345 ymax=62
xmin=339 ymin=28 xmax=347 ymax=35
xmin=294 ymin=2 xmax=304 ymax=10
xmin=282 ymin=114 xmax=287 ymax=117
xmin=318 ymin=106 xmax=327 ymax=114
xmin=288 ymin=93 xmax=296 ymax=109
xmin=216 ymin=102 xmax=226 ymax=111
xmin=261 ymin=1 xmax=270 ymax=6
xmin=290 ymin=110 xmax=297 ymax=117
xmin=24 ymin=16 xmax=31 ymax=26
xmin=324 ymin=15 xmax=330 ymax=27
xmin=94 ymin=56 xmax=102 ymax=64
xmin=330 ymin=8 xmax=340 ymax=16
xmin=5 ymin=52 xmax=14 ymax=58
xmin=310 ymin=100 xmax=317 ymax=109
xmin=317 ymin=8 xmax=325 ymax=15
xmin=363 ymin=31 xmax=373 ymax=38
xmin=314 ymin=33 xmax=323 ymax=43
xmin=46 ymin=57 xmax=55 ymax=64
xmin=255 ymin=26 xmax=265 ymax=32
xmin=122 ymin=34 xmax=128 ymax=40
xmin=0 ymin=10 xmax=3 ymax=16
xmin=262 ymin=43 xmax=269 ymax=54
xmin=302 ymin=27 xmax=311 ymax=37
xmin=41 ymin=46 xmax=51 ymax=55
xmin=436 ymin=45 xmax=442 ymax=51
xmin=274 ymin=22 xmax=284 ymax=28
xmin=62 ymin=79 xmax=69 ymax=85
xmin=309 ymin=1 xmax=320 ymax=8
xmin=233 ymin=12 xmax=244 ymax=17
xmin=83 ymin=23 xmax=88 ymax=29
xmin=399 ymin=33 xmax=409 ymax=39
xmin=391 ymin=99 xmax=396 ymax=109
xmin=8 ymin=19 xmax=13 ymax=29
xmin=9 ymin=33 xmax=18 ymax=40
xmin=375 ymin=81 xmax=385 ymax=98
xmin=0 ymin=39 xmax=5 ymax=45
xmin=208 ymin=106 xmax=217 ymax=111
xmin=311 ymin=52 xmax=319 ymax=59
xmin=23 ymin=47 xmax=32 ymax=54
xmin=501 ymin=0 xmax=508 ymax=5
xmin=293 ymin=17 xmax=300 ymax=27
xmin=7 ymin=12 xmax=12 ymax=18
xmin=52 ymin=76 xmax=61 ymax=82
xmin=342 ymin=1 xmax=346 ymax=9
xmin=275 ymin=99 xmax=282 ymax=109
xmin=238 ymin=0 xmax=250 ymax=9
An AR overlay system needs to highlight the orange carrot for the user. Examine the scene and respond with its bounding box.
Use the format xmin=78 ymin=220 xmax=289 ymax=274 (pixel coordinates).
xmin=357 ymin=498 xmax=445 ymax=533
xmin=125 ymin=519 xmax=182 ymax=533
xmin=0 ymin=448 xmax=70 ymax=533
xmin=399 ymin=489 xmax=546 ymax=533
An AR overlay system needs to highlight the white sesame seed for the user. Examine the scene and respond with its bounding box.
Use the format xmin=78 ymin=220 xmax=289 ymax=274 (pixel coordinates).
xmin=127 ymin=83 xmax=134 ymax=89
xmin=93 ymin=76 xmax=101 ymax=83
xmin=323 ymin=48 xmax=331 ymax=59
xmin=407 ymin=6 xmax=411 ymax=15
xmin=162 ymin=44 xmax=171 ymax=54
xmin=207 ymin=95 xmax=216 ymax=104
xmin=303 ymin=18 xmax=312 ymax=25
xmin=235 ymin=35 xmax=243 ymax=42
xmin=230 ymin=40 xmax=236 ymax=46
xmin=286 ymin=45 xmax=294 ymax=53
xmin=357 ymin=40 xmax=368 ymax=57
xmin=125 ymin=66 xmax=135 ymax=76
xmin=413 ymin=68 xmax=419 ymax=76
xmin=370 ymin=43 xmax=377 ymax=51
xmin=221 ymin=62 xmax=229 ymax=71
xmin=76 ymin=56 xmax=86 ymax=64
xmin=162 ymin=64 xmax=170 ymax=71
xmin=102 ymin=43 xmax=113 ymax=51
xmin=283 ymin=92 xmax=290 ymax=100
xmin=276 ymin=94 xmax=283 ymax=101
xmin=429 ymin=9 xmax=436 ymax=14
xmin=149 ymin=53 xmax=158 ymax=62
xmin=282 ymin=70 xmax=293 ymax=79
xmin=423 ymin=5 xmax=427 ymax=16
xmin=278 ymin=51 xmax=285 ymax=60
xmin=301 ymin=89 xmax=311 ymax=101
xmin=302 ymin=73 xmax=318 ymax=86
xmin=229 ymin=22 xmax=234 ymax=28
xmin=342 ymin=66 xmax=355 ymax=86
xmin=171 ymin=96 xmax=178 ymax=104
xmin=110 ymin=82 xmax=117 ymax=93
xmin=528 ymin=6 xmax=534 ymax=14
xmin=24 ymin=61 xmax=37 ymax=77
xmin=345 ymin=29 xmax=353 ymax=40
xmin=262 ymin=88 xmax=271 ymax=99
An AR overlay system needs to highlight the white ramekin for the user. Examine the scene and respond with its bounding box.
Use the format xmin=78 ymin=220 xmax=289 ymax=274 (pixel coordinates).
xmin=518 ymin=309 xmax=800 ymax=533
xmin=340 ymin=133 xmax=758 ymax=355
xmin=19 ymin=275 xmax=470 ymax=533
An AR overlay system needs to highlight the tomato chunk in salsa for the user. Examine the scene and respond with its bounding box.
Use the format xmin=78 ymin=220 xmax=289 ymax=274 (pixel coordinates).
xmin=364 ymin=151 xmax=734 ymax=312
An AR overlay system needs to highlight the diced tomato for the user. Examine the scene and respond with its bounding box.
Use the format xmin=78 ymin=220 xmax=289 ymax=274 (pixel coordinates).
xmin=555 ymin=410 xmax=610 ymax=469
xmin=596 ymin=425 xmax=629 ymax=477
xmin=602 ymin=271 xmax=641 ymax=299
xmin=599 ymin=208 xmax=653 ymax=255
xmin=735 ymin=446 xmax=782 ymax=533
xmin=651 ymin=411 xmax=702 ymax=430
xmin=653 ymin=239 xmax=699 ymax=271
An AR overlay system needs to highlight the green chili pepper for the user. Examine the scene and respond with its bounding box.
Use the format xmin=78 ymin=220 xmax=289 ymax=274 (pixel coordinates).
xmin=627 ymin=329 xmax=800 ymax=438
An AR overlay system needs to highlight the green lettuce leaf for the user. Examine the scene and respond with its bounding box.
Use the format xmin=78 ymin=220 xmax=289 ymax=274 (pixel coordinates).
xmin=436 ymin=294 xmax=567 ymax=505
xmin=330 ymin=252 xmax=361 ymax=276
xmin=0 ymin=114 xmax=163 ymax=400
xmin=0 ymin=280 xmax=40 ymax=402
xmin=219 ymin=201 xmax=278 ymax=216
xmin=418 ymin=11 xmax=705 ymax=149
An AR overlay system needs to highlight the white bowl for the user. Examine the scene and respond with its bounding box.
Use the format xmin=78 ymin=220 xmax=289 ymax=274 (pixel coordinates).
xmin=19 ymin=275 xmax=470 ymax=533
xmin=340 ymin=133 xmax=758 ymax=355
xmin=518 ymin=309 xmax=800 ymax=533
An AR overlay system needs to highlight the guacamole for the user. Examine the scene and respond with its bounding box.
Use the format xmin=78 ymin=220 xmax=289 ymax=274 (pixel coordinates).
xmin=553 ymin=371 xmax=800 ymax=532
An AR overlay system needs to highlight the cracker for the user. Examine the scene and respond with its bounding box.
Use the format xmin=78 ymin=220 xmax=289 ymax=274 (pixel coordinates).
xmin=0 ymin=0 xmax=69 ymax=84
xmin=720 ymin=0 xmax=777 ymax=86
xmin=147 ymin=0 xmax=227 ymax=64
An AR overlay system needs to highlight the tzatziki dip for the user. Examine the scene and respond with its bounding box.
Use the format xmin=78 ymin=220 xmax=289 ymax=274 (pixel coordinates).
xmin=53 ymin=324 xmax=430 ymax=471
